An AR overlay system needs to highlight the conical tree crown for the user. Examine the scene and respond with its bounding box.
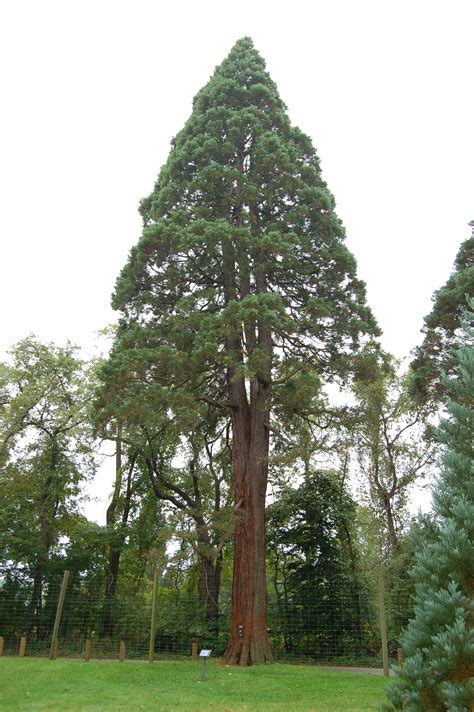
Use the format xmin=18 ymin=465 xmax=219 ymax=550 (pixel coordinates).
xmin=137 ymin=37 xmax=292 ymax=226
xmin=109 ymin=38 xmax=377 ymax=421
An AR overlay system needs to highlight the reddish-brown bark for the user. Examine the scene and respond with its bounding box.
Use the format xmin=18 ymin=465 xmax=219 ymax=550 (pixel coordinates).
xmin=222 ymin=397 xmax=274 ymax=664
xmin=221 ymin=312 xmax=274 ymax=660
xmin=220 ymin=227 xmax=275 ymax=665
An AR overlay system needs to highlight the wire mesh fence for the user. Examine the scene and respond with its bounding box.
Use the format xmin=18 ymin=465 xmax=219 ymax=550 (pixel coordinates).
xmin=0 ymin=568 xmax=412 ymax=667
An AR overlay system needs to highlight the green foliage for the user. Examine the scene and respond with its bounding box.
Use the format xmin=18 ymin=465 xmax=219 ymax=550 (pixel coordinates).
xmin=384 ymin=306 xmax=474 ymax=710
xmin=0 ymin=337 xmax=97 ymax=585
xmin=354 ymin=506 xmax=416 ymax=654
xmin=98 ymin=40 xmax=378 ymax=658
xmin=103 ymin=35 xmax=378 ymax=438
xmin=410 ymin=232 xmax=474 ymax=404
xmin=353 ymin=351 xmax=435 ymax=557
xmin=267 ymin=471 xmax=373 ymax=659
xmin=94 ymin=369 xmax=233 ymax=634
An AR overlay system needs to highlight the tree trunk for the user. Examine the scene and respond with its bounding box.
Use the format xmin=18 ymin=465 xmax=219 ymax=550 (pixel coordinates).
xmin=101 ymin=431 xmax=127 ymax=636
xmin=222 ymin=386 xmax=273 ymax=665
xmin=382 ymin=492 xmax=399 ymax=554
xmin=220 ymin=217 xmax=273 ymax=664
xmin=198 ymin=555 xmax=222 ymax=631
xmin=102 ymin=549 xmax=120 ymax=636
xmin=27 ymin=439 xmax=57 ymax=632
xmin=26 ymin=565 xmax=44 ymax=631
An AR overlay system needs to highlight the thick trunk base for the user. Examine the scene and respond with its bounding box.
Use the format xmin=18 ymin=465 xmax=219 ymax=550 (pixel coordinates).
xmin=222 ymin=635 xmax=274 ymax=666
xmin=224 ymin=369 xmax=273 ymax=665
xmin=221 ymin=478 xmax=273 ymax=666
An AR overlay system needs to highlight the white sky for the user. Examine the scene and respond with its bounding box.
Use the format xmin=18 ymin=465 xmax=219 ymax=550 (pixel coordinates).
xmin=1 ymin=0 xmax=472 ymax=361
xmin=1 ymin=1 xmax=472 ymax=520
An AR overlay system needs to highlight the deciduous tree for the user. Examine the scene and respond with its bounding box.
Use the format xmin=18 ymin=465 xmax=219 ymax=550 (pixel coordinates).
xmin=94 ymin=380 xmax=233 ymax=632
xmin=354 ymin=355 xmax=435 ymax=557
xmin=0 ymin=337 xmax=97 ymax=624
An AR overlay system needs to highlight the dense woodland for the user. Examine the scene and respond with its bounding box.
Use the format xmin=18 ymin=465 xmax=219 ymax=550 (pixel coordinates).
xmin=0 ymin=38 xmax=472 ymax=704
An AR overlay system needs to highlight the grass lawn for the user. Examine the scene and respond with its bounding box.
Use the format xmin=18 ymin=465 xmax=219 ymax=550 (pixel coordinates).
xmin=0 ymin=658 xmax=389 ymax=711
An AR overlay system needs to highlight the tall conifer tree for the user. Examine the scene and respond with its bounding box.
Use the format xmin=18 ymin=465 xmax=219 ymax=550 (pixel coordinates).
xmin=109 ymin=37 xmax=378 ymax=664
xmin=384 ymin=306 xmax=474 ymax=710
xmin=411 ymin=225 xmax=474 ymax=404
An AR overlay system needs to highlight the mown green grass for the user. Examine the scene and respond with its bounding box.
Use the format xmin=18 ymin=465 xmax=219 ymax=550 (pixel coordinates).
xmin=0 ymin=658 xmax=389 ymax=711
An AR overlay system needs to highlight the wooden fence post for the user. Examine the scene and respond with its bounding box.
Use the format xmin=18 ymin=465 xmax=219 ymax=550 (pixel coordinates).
xmin=50 ymin=570 xmax=70 ymax=660
xmin=119 ymin=640 xmax=125 ymax=662
xmin=397 ymin=647 xmax=404 ymax=668
xmin=148 ymin=569 xmax=160 ymax=663
xmin=84 ymin=639 xmax=91 ymax=662
xmin=0 ymin=636 xmax=4 ymax=657
xmin=191 ymin=641 xmax=198 ymax=660
xmin=19 ymin=636 xmax=26 ymax=657
xmin=377 ymin=566 xmax=390 ymax=677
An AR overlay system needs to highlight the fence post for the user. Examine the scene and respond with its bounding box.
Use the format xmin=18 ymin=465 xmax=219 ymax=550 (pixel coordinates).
xmin=0 ymin=636 xmax=4 ymax=656
xmin=397 ymin=647 xmax=404 ymax=668
xmin=191 ymin=641 xmax=198 ymax=660
xmin=19 ymin=636 xmax=26 ymax=657
xmin=148 ymin=569 xmax=160 ymax=663
xmin=84 ymin=639 xmax=91 ymax=662
xmin=377 ymin=566 xmax=390 ymax=677
xmin=119 ymin=640 xmax=125 ymax=662
xmin=49 ymin=570 xmax=70 ymax=660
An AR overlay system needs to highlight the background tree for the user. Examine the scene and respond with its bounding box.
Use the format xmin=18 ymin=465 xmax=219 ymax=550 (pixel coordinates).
xmin=141 ymin=423 xmax=233 ymax=632
xmin=108 ymin=37 xmax=378 ymax=664
xmin=0 ymin=337 xmax=97 ymax=626
xmin=267 ymin=469 xmax=370 ymax=661
xmin=352 ymin=353 xmax=436 ymax=663
xmin=354 ymin=354 xmax=435 ymax=557
xmin=95 ymin=371 xmax=234 ymax=632
xmin=410 ymin=224 xmax=474 ymax=405
xmin=384 ymin=305 xmax=474 ymax=710
xmin=100 ymin=433 xmax=156 ymax=636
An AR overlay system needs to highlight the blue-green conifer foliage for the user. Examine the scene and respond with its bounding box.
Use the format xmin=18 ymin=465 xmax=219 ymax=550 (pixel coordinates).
xmin=384 ymin=306 xmax=474 ymax=710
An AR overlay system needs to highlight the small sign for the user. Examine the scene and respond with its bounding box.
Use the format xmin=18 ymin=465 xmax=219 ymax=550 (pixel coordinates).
xmin=199 ymin=649 xmax=212 ymax=681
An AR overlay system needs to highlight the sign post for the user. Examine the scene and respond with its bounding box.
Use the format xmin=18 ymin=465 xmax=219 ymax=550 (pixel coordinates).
xmin=199 ymin=649 xmax=212 ymax=681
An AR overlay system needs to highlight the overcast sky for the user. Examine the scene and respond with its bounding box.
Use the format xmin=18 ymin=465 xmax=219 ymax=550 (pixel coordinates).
xmin=1 ymin=0 xmax=472 ymax=362
xmin=1 ymin=1 xmax=472 ymax=519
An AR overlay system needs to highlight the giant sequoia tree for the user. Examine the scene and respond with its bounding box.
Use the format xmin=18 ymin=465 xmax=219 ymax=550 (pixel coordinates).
xmin=110 ymin=37 xmax=378 ymax=664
